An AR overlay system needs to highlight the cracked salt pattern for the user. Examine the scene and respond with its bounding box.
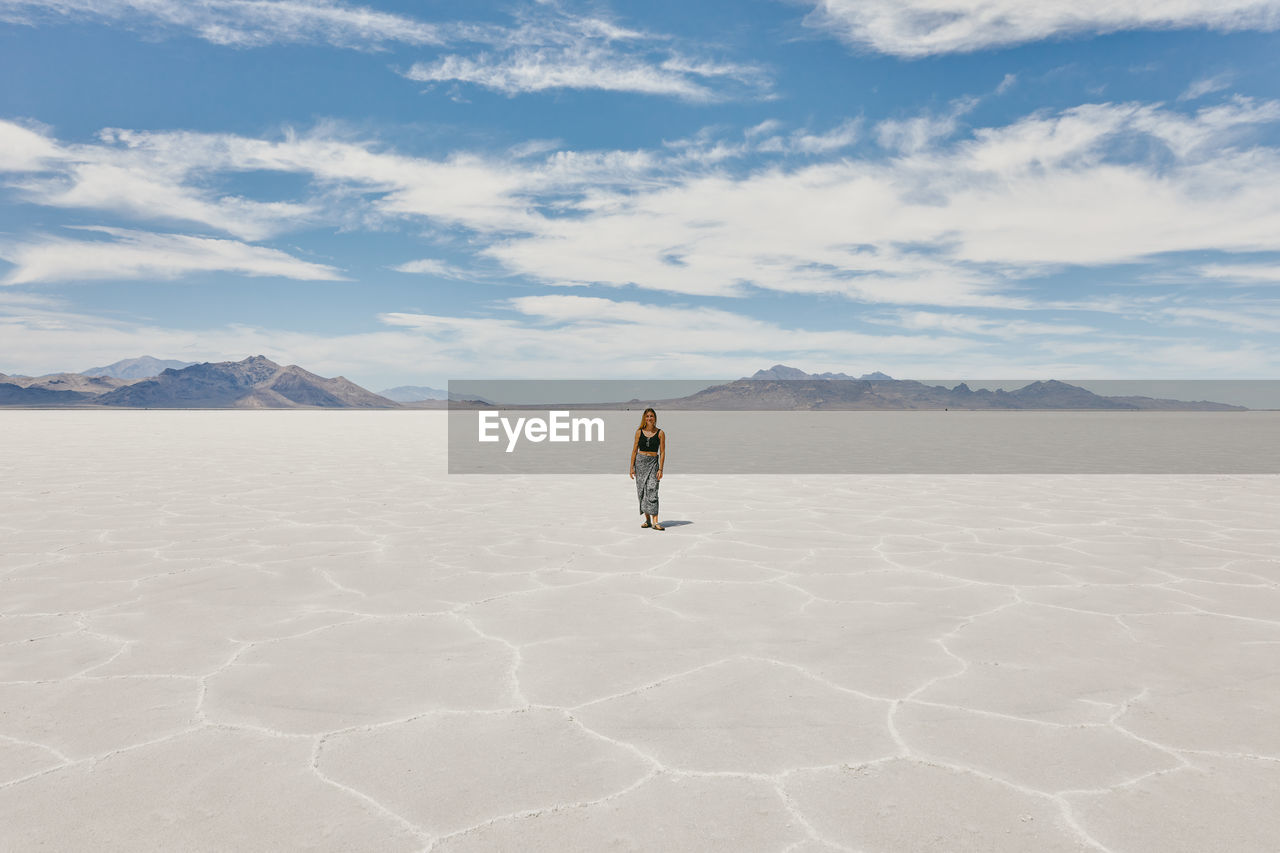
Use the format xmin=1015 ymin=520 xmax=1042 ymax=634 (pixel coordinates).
xmin=1 ymin=411 xmax=1278 ymax=852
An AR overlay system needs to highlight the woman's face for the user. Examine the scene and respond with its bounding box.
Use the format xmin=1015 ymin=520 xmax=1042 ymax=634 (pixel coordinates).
xmin=643 ymin=411 xmax=656 ymax=428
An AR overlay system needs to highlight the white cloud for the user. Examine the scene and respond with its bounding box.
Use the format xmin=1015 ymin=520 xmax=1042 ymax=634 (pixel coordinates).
xmin=16 ymin=162 xmax=314 ymax=241
xmin=0 ymin=0 xmax=444 ymax=48
xmin=404 ymin=47 xmax=724 ymax=101
xmin=2 ymin=289 xmax=1274 ymax=384
xmin=376 ymin=293 xmax=1279 ymax=378
xmin=0 ymin=119 xmax=538 ymax=238
xmin=484 ymin=101 xmax=1280 ymax=303
xmin=882 ymin=310 xmax=1096 ymax=337
xmin=402 ymin=9 xmax=769 ymax=102
xmin=1179 ymin=73 xmax=1234 ymax=101
xmin=756 ymin=119 xmax=862 ymax=154
xmin=1128 ymin=96 xmax=1280 ymax=158
xmin=875 ymin=98 xmax=977 ymax=154
xmin=0 ymin=120 xmax=317 ymax=240
xmin=1196 ymin=262 xmax=1280 ymax=283
xmin=5 ymin=100 xmax=1280 ymax=310
xmin=0 ymin=119 xmax=61 ymax=171
xmin=0 ymin=1 xmax=767 ymax=102
xmin=0 ymin=292 xmax=976 ymax=384
xmin=381 ymin=293 xmax=979 ymax=377
xmin=391 ymin=258 xmax=474 ymax=279
xmin=803 ymin=0 xmax=1280 ymax=57
xmin=1161 ymin=304 xmax=1280 ymax=333
xmin=1 ymin=227 xmax=344 ymax=284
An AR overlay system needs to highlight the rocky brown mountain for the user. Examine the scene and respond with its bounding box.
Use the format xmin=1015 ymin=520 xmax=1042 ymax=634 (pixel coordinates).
xmin=96 ymin=356 xmax=400 ymax=408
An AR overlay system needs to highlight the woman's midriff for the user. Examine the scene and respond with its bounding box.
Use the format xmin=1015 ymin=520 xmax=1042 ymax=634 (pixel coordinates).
xmin=636 ymin=450 xmax=658 ymax=456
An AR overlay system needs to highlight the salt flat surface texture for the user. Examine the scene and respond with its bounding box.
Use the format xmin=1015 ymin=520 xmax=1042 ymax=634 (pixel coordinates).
xmin=1 ymin=411 xmax=1278 ymax=852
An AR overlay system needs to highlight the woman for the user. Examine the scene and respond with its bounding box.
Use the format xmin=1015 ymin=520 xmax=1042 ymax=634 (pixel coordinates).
xmin=629 ymin=407 xmax=665 ymax=530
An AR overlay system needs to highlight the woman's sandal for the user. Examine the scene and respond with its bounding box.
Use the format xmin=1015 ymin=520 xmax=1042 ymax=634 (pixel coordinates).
xmin=652 ymin=522 xmax=665 ymax=531
xmin=641 ymin=520 xmax=651 ymax=528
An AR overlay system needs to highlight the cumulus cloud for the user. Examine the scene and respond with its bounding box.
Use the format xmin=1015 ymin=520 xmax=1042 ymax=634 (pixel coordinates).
xmin=0 ymin=226 xmax=344 ymax=284
xmin=803 ymin=0 xmax=1280 ymax=57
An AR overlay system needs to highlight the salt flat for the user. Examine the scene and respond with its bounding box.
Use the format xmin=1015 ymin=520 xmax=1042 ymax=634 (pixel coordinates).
xmin=1 ymin=411 xmax=1278 ymax=852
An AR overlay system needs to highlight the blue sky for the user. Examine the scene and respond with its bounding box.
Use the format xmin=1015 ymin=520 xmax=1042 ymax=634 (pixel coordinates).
xmin=2 ymin=0 xmax=1279 ymax=389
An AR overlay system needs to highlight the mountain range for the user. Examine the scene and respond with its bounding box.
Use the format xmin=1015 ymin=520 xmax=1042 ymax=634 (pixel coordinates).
xmin=665 ymin=375 xmax=1244 ymax=411
xmin=1 ymin=356 xmax=399 ymax=408
xmin=0 ymin=359 xmax=1248 ymax=410
xmin=749 ymin=365 xmax=894 ymax=381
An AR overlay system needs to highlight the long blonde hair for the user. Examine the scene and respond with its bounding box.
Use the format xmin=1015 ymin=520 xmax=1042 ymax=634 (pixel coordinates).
xmin=638 ymin=407 xmax=658 ymax=431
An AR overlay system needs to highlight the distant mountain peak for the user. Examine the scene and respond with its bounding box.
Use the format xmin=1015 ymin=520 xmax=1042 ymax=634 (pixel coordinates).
xmin=82 ymin=355 xmax=196 ymax=380
xmin=379 ymin=384 xmax=448 ymax=402
xmin=749 ymin=364 xmax=893 ymax=381
xmin=96 ymin=356 xmax=397 ymax=409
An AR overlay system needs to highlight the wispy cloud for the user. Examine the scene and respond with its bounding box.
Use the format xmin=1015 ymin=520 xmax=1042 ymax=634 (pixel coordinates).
xmin=0 ymin=291 xmax=981 ymax=382
xmin=876 ymin=310 xmax=1097 ymax=338
xmin=4 ymin=99 xmax=1280 ymax=312
xmin=875 ymin=97 xmax=977 ymax=154
xmin=803 ymin=0 xmax=1280 ymax=57
xmin=381 ymin=293 xmax=977 ymax=376
xmin=484 ymin=99 xmax=1280 ymax=304
xmin=0 ymin=226 xmax=344 ymax=284
xmin=402 ymin=6 xmax=768 ymax=101
xmin=754 ymin=119 xmax=862 ymax=154
xmin=1196 ymin=262 xmax=1280 ymax=283
xmin=0 ymin=119 xmax=61 ymax=170
xmin=1160 ymin=303 xmax=1280 ymax=333
xmin=1179 ymin=72 xmax=1235 ymax=101
xmin=391 ymin=258 xmax=475 ymax=279
xmin=0 ymin=1 xmax=769 ymax=101
xmin=0 ymin=0 xmax=445 ymax=48
xmin=403 ymin=47 xmax=758 ymax=101
xmin=1 ymin=281 xmax=1273 ymax=382
xmin=377 ymin=293 xmax=1279 ymax=378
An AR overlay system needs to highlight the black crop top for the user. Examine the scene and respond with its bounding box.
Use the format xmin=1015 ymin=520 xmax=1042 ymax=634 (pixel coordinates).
xmin=637 ymin=430 xmax=660 ymax=452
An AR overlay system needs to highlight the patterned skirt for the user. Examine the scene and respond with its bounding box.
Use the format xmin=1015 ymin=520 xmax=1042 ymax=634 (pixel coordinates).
xmin=634 ymin=453 xmax=660 ymax=515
